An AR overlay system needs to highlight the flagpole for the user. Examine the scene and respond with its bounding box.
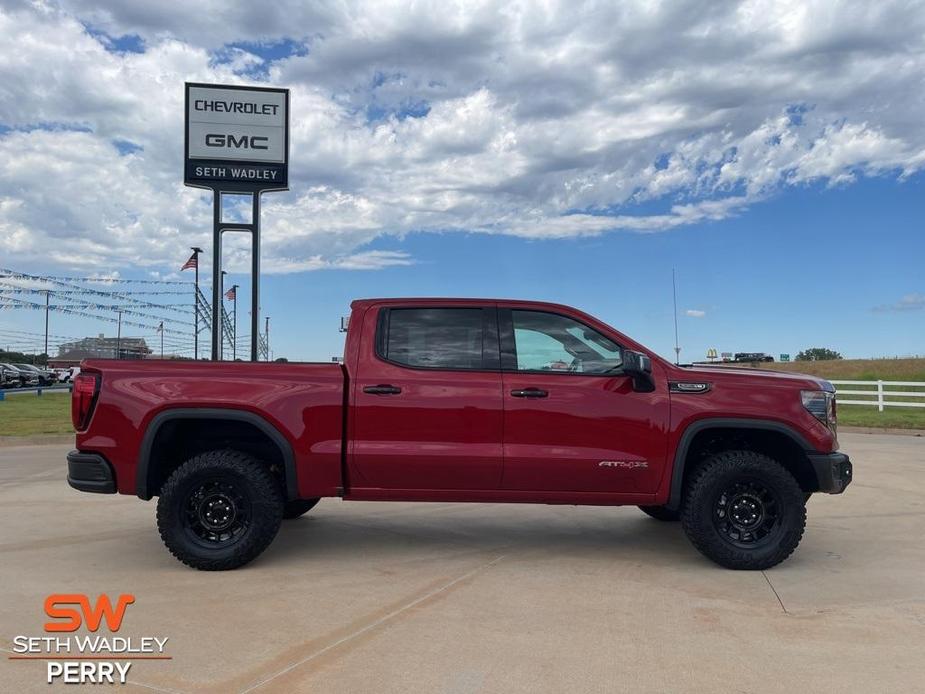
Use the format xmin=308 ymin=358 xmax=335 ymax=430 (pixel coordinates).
xmin=231 ymin=285 xmax=238 ymax=360
xmin=192 ymin=247 xmax=202 ymax=360
xmin=183 ymin=247 xmax=203 ymax=360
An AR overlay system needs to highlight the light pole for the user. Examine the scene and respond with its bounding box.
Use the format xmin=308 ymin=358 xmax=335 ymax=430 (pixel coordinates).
xmin=158 ymin=321 xmax=164 ymax=359
xmin=116 ymin=310 xmax=123 ymax=360
xmin=220 ymin=270 xmax=227 ymax=360
xmin=264 ymin=315 xmax=269 ymax=362
xmin=43 ymin=290 xmax=50 ymax=361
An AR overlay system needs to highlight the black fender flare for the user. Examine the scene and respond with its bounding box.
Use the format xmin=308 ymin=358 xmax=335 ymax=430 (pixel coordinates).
xmin=665 ymin=418 xmax=814 ymax=510
xmin=136 ymin=408 xmax=298 ymax=501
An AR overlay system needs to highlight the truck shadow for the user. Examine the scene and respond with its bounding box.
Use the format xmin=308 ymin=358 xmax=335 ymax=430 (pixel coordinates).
xmin=262 ymin=505 xmax=703 ymax=568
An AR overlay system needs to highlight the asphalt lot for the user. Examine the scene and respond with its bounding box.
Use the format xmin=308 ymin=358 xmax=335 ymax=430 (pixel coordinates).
xmin=1 ymin=432 xmax=923 ymax=693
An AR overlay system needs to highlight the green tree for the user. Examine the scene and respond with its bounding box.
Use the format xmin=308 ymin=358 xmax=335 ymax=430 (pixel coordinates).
xmin=795 ymin=347 xmax=842 ymax=361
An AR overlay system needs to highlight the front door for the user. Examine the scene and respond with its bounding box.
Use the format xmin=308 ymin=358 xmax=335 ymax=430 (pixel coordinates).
xmin=500 ymin=309 xmax=670 ymax=493
xmin=350 ymin=305 xmax=504 ymax=491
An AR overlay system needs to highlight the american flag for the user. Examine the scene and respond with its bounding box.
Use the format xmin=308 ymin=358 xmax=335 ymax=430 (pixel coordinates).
xmin=225 ymin=287 xmax=236 ymax=300
xmin=181 ymin=252 xmax=198 ymax=271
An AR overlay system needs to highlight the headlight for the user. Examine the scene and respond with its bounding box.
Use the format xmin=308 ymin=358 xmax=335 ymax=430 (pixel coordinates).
xmin=801 ymin=390 xmax=836 ymax=432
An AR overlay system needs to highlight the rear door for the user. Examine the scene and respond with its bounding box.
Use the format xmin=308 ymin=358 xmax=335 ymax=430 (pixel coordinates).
xmin=499 ymin=308 xmax=670 ymax=494
xmin=350 ymin=305 xmax=504 ymax=490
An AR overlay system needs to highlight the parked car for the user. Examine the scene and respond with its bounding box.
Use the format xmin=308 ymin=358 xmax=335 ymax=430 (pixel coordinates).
xmin=734 ymin=352 xmax=774 ymax=363
xmin=67 ymin=298 xmax=851 ymax=571
xmin=54 ymin=367 xmax=76 ymax=383
xmin=14 ymin=363 xmax=55 ymax=385
xmin=0 ymin=363 xmax=21 ymax=388
xmin=3 ymin=363 xmax=39 ymax=387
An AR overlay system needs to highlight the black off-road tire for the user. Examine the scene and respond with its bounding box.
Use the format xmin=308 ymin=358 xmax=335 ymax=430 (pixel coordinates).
xmin=681 ymin=450 xmax=806 ymax=570
xmin=156 ymin=449 xmax=284 ymax=571
xmin=638 ymin=505 xmax=681 ymax=522
xmin=283 ymin=498 xmax=320 ymax=519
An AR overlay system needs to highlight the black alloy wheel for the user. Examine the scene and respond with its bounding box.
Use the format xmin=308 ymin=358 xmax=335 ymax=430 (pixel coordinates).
xmin=712 ymin=480 xmax=781 ymax=548
xmin=681 ymin=450 xmax=806 ymax=570
xmin=157 ymin=449 xmax=284 ymax=570
xmin=184 ymin=479 xmax=251 ymax=548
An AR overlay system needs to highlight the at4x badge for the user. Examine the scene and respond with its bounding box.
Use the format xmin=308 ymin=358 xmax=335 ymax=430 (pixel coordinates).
xmin=599 ymin=460 xmax=648 ymax=469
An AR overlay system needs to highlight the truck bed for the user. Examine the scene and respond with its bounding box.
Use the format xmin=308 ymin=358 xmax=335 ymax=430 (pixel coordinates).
xmin=77 ymin=359 xmax=345 ymax=498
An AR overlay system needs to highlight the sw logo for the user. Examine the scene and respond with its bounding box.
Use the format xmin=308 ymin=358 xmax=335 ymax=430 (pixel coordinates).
xmin=44 ymin=593 xmax=135 ymax=632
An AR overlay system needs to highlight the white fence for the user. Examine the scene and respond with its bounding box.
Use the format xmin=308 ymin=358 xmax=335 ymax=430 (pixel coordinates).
xmin=832 ymin=380 xmax=925 ymax=411
xmin=0 ymin=385 xmax=72 ymax=400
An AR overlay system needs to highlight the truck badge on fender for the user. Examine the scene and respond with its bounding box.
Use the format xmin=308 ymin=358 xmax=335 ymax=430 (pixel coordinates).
xmin=599 ymin=460 xmax=648 ymax=469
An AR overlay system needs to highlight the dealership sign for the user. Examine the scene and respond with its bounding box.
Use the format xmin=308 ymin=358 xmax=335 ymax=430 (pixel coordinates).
xmin=184 ymin=83 xmax=289 ymax=190
xmin=182 ymin=82 xmax=291 ymax=362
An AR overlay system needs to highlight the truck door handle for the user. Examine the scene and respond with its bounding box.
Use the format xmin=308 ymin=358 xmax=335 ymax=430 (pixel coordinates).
xmin=511 ymin=388 xmax=548 ymax=398
xmin=363 ymin=384 xmax=402 ymax=395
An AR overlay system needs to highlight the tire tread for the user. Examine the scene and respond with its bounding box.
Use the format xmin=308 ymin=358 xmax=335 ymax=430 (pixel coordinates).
xmin=681 ymin=450 xmax=806 ymax=570
xmin=156 ymin=449 xmax=283 ymax=571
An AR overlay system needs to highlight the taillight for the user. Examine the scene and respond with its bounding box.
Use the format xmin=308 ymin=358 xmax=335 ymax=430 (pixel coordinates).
xmin=71 ymin=373 xmax=99 ymax=431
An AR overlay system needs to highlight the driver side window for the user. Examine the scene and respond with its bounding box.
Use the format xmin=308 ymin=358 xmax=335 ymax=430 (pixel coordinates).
xmin=511 ymin=310 xmax=623 ymax=374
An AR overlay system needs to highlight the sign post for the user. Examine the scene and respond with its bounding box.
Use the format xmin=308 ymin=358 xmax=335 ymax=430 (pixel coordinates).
xmin=184 ymin=83 xmax=289 ymax=361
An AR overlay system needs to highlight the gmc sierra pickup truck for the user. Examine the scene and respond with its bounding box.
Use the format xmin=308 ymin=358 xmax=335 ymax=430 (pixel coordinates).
xmin=67 ymin=298 xmax=852 ymax=571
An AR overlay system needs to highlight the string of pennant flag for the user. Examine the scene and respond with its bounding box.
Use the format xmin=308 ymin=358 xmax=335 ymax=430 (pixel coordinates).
xmin=0 ymin=297 xmax=191 ymax=337
xmin=1 ymin=264 xmax=267 ymax=359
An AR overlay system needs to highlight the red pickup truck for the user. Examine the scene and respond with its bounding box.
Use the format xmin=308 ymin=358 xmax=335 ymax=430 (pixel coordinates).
xmin=67 ymin=298 xmax=852 ymax=571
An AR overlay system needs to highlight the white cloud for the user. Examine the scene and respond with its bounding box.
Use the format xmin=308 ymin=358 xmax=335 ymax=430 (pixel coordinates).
xmin=1 ymin=1 xmax=924 ymax=274
xmin=685 ymin=309 xmax=706 ymax=318
xmin=873 ymin=293 xmax=925 ymax=312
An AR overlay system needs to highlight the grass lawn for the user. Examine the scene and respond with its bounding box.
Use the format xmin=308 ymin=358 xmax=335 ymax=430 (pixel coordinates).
xmin=755 ymin=357 xmax=925 ymax=381
xmin=837 ymin=404 xmax=925 ymax=430
xmin=0 ymin=392 xmax=73 ymax=437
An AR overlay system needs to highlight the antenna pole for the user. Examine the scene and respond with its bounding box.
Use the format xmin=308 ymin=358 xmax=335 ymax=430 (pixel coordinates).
xmin=672 ymin=268 xmax=680 ymax=365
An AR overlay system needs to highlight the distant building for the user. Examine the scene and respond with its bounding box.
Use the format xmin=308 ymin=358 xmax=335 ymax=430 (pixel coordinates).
xmin=49 ymin=334 xmax=151 ymax=367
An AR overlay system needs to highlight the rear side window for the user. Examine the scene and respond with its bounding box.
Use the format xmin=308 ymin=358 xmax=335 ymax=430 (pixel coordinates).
xmin=381 ymin=308 xmax=486 ymax=370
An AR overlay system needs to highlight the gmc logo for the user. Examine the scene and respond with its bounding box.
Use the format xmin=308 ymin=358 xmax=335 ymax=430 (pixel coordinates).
xmin=205 ymin=134 xmax=269 ymax=150
xmin=44 ymin=594 xmax=135 ymax=633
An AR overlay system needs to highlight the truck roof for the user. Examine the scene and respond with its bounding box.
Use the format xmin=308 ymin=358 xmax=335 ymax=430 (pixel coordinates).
xmin=350 ymin=297 xmax=580 ymax=311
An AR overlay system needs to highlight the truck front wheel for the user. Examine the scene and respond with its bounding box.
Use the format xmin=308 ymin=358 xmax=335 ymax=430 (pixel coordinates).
xmin=156 ymin=449 xmax=284 ymax=570
xmin=681 ymin=450 xmax=806 ymax=570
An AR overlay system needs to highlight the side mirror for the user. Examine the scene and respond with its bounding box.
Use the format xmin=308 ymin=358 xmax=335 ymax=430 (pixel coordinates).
xmin=622 ymin=350 xmax=655 ymax=392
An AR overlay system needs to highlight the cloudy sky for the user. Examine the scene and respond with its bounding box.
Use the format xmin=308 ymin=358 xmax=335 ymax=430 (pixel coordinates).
xmin=1 ymin=0 xmax=923 ymax=360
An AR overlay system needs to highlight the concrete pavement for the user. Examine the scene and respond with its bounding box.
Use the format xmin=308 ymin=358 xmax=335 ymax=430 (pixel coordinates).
xmin=1 ymin=433 xmax=923 ymax=693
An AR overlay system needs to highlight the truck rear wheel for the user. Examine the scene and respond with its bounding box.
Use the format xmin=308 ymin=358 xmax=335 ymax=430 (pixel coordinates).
xmin=283 ymin=498 xmax=320 ymax=519
xmin=681 ymin=450 xmax=806 ymax=570
xmin=156 ymin=449 xmax=284 ymax=570
xmin=638 ymin=505 xmax=680 ymax=521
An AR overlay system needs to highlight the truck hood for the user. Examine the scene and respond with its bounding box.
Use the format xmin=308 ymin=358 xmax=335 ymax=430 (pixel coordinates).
xmin=674 ymin=365 xmax=833 ymax=391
